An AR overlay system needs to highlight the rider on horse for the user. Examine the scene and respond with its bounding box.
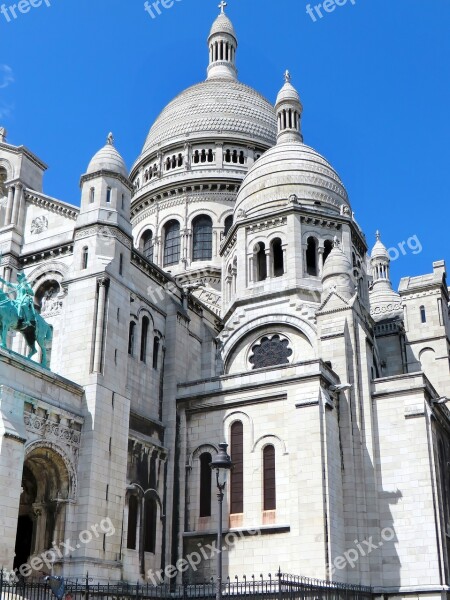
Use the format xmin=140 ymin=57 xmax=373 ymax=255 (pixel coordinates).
xmin=0 ymin=272 xmax=37 ymax=328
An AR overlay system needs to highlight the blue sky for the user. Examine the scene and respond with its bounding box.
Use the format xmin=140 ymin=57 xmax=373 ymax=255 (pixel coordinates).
xmin=0 ymin=0 xmax=449 ymax=287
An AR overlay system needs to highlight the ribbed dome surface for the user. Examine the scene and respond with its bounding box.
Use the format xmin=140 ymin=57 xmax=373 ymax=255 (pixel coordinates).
xmin=209 ymin=13 xmax=237 ymax=39
xmin=322 ymin=246 xmax=352 ymax=279
xmin=276 ymin=81 xmax=301 ymax=105
xmin=141 ymin=80 xmax=277 ymax=156
xmin=371 ymin=235 xmax=390 ymax=259
xmin=234 ymin=143 xmax=349 ymax=218
xmin=87 ymin=143 xmax=128 ymax=178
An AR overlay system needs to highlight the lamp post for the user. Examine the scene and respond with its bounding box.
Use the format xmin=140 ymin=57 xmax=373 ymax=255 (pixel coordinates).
xmin=210 ymin=443 xmax=233 ymax=600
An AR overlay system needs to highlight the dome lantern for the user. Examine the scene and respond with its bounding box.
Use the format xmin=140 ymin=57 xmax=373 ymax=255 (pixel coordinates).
xmin=370 ymin=231 xmax=392 ymax=291
xmin=207 ymin=2 xmax=238 ymax=81
xmin=276 ymin=71 xmax=303 ymax=145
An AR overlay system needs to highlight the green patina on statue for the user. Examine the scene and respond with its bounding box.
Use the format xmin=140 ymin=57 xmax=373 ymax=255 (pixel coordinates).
xmin=0 ymin=271 xmax=53 ymax=369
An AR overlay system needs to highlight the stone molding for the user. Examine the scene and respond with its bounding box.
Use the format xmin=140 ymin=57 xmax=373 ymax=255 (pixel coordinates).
xmin=74 ymin=225 xmax=132 ymax=249
xmin=25 ymin=190 xmax=79 ymax=220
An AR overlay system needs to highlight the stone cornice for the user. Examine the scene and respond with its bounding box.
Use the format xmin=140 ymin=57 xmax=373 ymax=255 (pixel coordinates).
xmin=74 ymin=224 xmax=133 ymax=249
xmin=25 ymin=189 xmax=79 ymax=220
xmin=20 ymin=244 xmax=73 ymax=267
xmin=0 ymin=141 xmax=48 ymax=171
xmin=79 ymin=169 xmax=133 ymax=191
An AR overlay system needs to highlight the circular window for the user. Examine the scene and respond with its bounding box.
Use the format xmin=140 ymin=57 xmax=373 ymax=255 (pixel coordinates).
xmin=249 ymin=334 xmax=293 ymax=370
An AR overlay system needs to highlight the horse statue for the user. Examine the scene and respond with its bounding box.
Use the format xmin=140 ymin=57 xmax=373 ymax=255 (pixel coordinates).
xmin=0 ymin=276 xmax=53 ymax=369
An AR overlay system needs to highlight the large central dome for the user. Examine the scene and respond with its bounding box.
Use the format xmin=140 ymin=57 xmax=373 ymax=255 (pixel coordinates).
xmin=141 ymin=79 xmax=277 ymax=157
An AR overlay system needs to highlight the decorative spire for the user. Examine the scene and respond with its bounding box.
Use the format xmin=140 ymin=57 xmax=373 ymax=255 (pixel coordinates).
xmin=376 ymin=230 xmax=381 ymax=241
xmin=207 ymin=3 xmax=238 ymax=80
xmin=275 ymin=71 xmax=303 ymax=144
xmin=371 ymin=231 xmax=392 ymax=289
xmin=107 ymin=132 xmax=114 ymax=146
xmin=0 ymin=127 xmax=7 ymax=143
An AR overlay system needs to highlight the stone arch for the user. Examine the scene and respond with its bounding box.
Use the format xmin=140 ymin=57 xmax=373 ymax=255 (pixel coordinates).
xmin=188 ymin=208 xmax=217 ymax=228
xmin=27 ymin=261 xmax=70 ymax=287
xmin=0 ymin=157 xmax=13 ymax=180
xmin=24 ymin=440 xmax=77 ymax=499
xmin=252 ymin=434 xmax=288 ymax=456
xmin=223 ymin=410 xmax=254 ymax=448
xmin=187 ymin=443 xmax=219 ymax=469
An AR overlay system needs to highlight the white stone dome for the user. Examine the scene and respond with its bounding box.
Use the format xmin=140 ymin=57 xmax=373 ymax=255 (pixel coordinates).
xmin=322 ymin=245 xmax=353 ymax=280
xmin=141 ymin=79 xmax=277 ymax=157
xmin=371 ymin=232 xmax=390 ymax=259
xmin=87 ymin=135 xmax=128 ymax=178
xmin=209 ymin=12 xmax=237 ymax=40
xmin=234 ymin=142 xmax=349 ymax=218
xmin=276 ymin=80 xmax=301 ymax=105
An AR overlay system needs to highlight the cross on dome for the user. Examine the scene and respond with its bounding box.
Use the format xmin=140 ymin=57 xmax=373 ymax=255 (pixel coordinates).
xmin=218 ymin=1 xmax=227 ymax=13
xmin=285 ymin=70 xmax=291 ymax=83
xmin=107 ymin=132 xmax=114 ymax=146
xmin=376 ymin=230 xmax=381 ymax=241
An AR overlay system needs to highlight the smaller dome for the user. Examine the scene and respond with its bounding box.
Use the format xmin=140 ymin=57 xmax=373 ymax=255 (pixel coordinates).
xmin=371 ymin=231 xmax=389 ymax=260
xmin=209 ymin=12 xmax=237 ymax=40
xmin=276 ymin=72 xmax=301 ymax=106
xmin=87 ymin=133 xmax=128 ymax=178
xmin=322 ymin=243 xmax=353 ymax=280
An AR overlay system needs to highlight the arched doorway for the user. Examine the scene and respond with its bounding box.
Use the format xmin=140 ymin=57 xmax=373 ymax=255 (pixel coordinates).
xmin=14 ymin=445 xmax=73 ymax=572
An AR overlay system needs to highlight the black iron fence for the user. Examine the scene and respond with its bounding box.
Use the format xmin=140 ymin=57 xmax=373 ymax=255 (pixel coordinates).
xmin=0 ymin=571 xmax=373 ymax=600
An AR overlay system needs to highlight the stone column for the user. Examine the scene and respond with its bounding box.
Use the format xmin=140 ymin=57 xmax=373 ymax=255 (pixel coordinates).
xmin=265 ymin=249 xmax=271 ymax=279
xmin=0 ymin=385 xmax=27 ymax=571
xmin=11 ymin=184 xmax=22 ymax=226
xmin=93 ymin=278 xmax=109 ymax=373
xmin=282 ymin=244 xmax=288 ymax=275
xmin=5 ymin=186 xmax=14 ymax=225
xmin=318 ymin=247 xmax=325 ymax=277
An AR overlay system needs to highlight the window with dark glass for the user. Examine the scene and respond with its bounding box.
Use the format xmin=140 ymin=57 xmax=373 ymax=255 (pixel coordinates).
xmin=141 ymin=317 xmax=149 ymax=362
xmin=271 ymin=238 xmax=284 ymax=277
xmin=230 ymin=421 xmax=244 ymax=514
xmin=420 ymin=306 xmax=427 ymax=323
xmin=143 ymin=497 xmax=157 ymax=553
xmin=224 ymin=215 xmax=233 ymax=237
xmin=82 ymin=247 xmax=89 ymax=270
xmin=193 ymin=215 xmax=213 ymax=261
xmin=163 ymin=220 xmax=181 ymax=266
xmin=263 ymin=445 xmax=276 ymax=510
xmin=256 ymin=243 xmax=267 ymax=281
xmin=306 ymin=237 xmax=318 ymax=276
xmin=199 ymin=452 xmax=212 ymax=517
xmin=153 ymin=337 xmax=160 ymax=369
xmin=249 ymin=335 xmax=293 ymax=370
xmin=128 ymin=322 xmax=136 ymax=356
xmin=127 ymin=495 xmax=138 ymax=550
xmin=324 ymin=239 xmax=333 ymax=263
xmin=106 ymin=187 xmax=112 ymax=203
xmin=142 ymin=230 xmax=154 ymax=262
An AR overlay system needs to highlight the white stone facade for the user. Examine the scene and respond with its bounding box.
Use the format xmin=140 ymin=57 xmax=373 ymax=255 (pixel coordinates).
xmin=0 ymin=7 xmax=449 ymax=600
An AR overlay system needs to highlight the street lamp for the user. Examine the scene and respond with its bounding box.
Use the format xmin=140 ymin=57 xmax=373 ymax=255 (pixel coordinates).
xmin=210 ymin=443 xmax=233 ymax=600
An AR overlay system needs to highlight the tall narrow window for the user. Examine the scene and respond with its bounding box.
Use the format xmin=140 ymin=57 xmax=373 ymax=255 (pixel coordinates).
xmin=141 ymin=230 xmax=154 ymax=262
xmin=121 ymin=194 xmax=125 ymax=210
xmin=153 ymin=336 xmax=160 ymax=369
xmin=89 ymin=188 xmax=95 ymax=203
xmin=141 ymin=317 xmax=149 ymax=363
xmin=106 ymin=187 xmax=112 ymax=204
xmin=143 ymin=497 xmax=157 ymax=554
xmin=256 ymin=243 xmax=267 ymax=281
xmin=82 ymin=247 xmax=89 ymax=270
xmin=224 ymin=215 xmax=233 ymax=237
xmin=163 ymin=220 xmax=181 ymax=266
xmin=306 ymin=237 xmax=318 ymax=276
xmin=128 ymin=322 xmax=136 ymax=357
xmin=193 ymin=215 xmax=213 ymax=261
xmin=420 ymin=306 xmax=427 ymax=323
xmin=323 ymin=239 xmax=333 ymax=263
xmin=119 ymin=253 xmax=123 ymax=276
xmin=271 ymin=238 xmax=284 ymax=277
xmin=263 ymin=445 xmax=276 ymax=511
xmin=199 ymin=452 xmax=212 ymax=517
xmin=230 ymin=421 xmax=244 ymax=514
xmin=127 ymin=495 xmax=138 ymax=550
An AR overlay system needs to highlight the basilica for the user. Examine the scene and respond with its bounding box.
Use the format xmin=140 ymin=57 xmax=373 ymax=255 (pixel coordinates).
xmin=0 ymin=5 xmax=450 ymax=599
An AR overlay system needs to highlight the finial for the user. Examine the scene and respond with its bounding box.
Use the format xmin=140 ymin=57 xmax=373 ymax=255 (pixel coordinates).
xmin=284 ymin=70 xmax=291 ymax=83
xmin=218 ymin=1 xmax=227 ymax=13
xmin=333 ymin=235 xmax=340 ymax=248
xmin=107 ymin=132 xmax=114 ymax=146
xmin=376 ymin=230 xmax=381 ymax=241
xmin=0 ymin=127 xmax=7 ymax=143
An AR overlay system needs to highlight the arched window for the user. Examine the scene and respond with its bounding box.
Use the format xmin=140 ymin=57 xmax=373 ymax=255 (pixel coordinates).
xmin=177 ymin=153 xmax=183 ymax=167
xmin=193 ymin=215 xmax=213 ymax=261
xmin=239 ymin=151 xmax=245 ymax=165
xmin=199 ymin=452 xmax=212 ymax=517
xmin=193 ymin=150 xmax=200 ymax=164
xmin=225 ymin=149 xmax=231 ymax=163
xmin=140 ymin=317 xmax=149 ymax=363
xmin=163 ymin=220 xmax=181 ymax=266
xmin=230 ymin=421 xmax=244 ymax=514
xmin=89 ymin=188 xmax=95 ymax=203
xmin=82 ymin=247 xmax=89 ymax=270
xmin=127 ymin=495 xmax=138 ymax=550
xmin=153 ymin=336 xmax=160 ymax=369
xmin=271 ymin=238 xmax=284 ymax=277
xmin=128 ymin=322 xmax=136 ymax=357
xmin=224 ymin=215 xmax=233 ymax=237
xmin=143 ymin=497 xmax=157 ymax=554
xmin=306 ymin=237 xmax=318 ymax=276
xmin=255 ymin=242 xmax=267 ymax=281
xmin=141 ymin=230 xmax=154 ymax=262
xmin=106 ymin=187 xmax=112 ymax=204
xmin=232 ymin=150 xmax=238 ymax=164
xmin=323 ymin=239 xmax=333 ymax=263
xmin=420 ymin=306 xmax=426 ymax=323
xmin=208 ymin=149 xmax=214 ymax=162
xmin=263 ymin=445 xmax=276 ymax=511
